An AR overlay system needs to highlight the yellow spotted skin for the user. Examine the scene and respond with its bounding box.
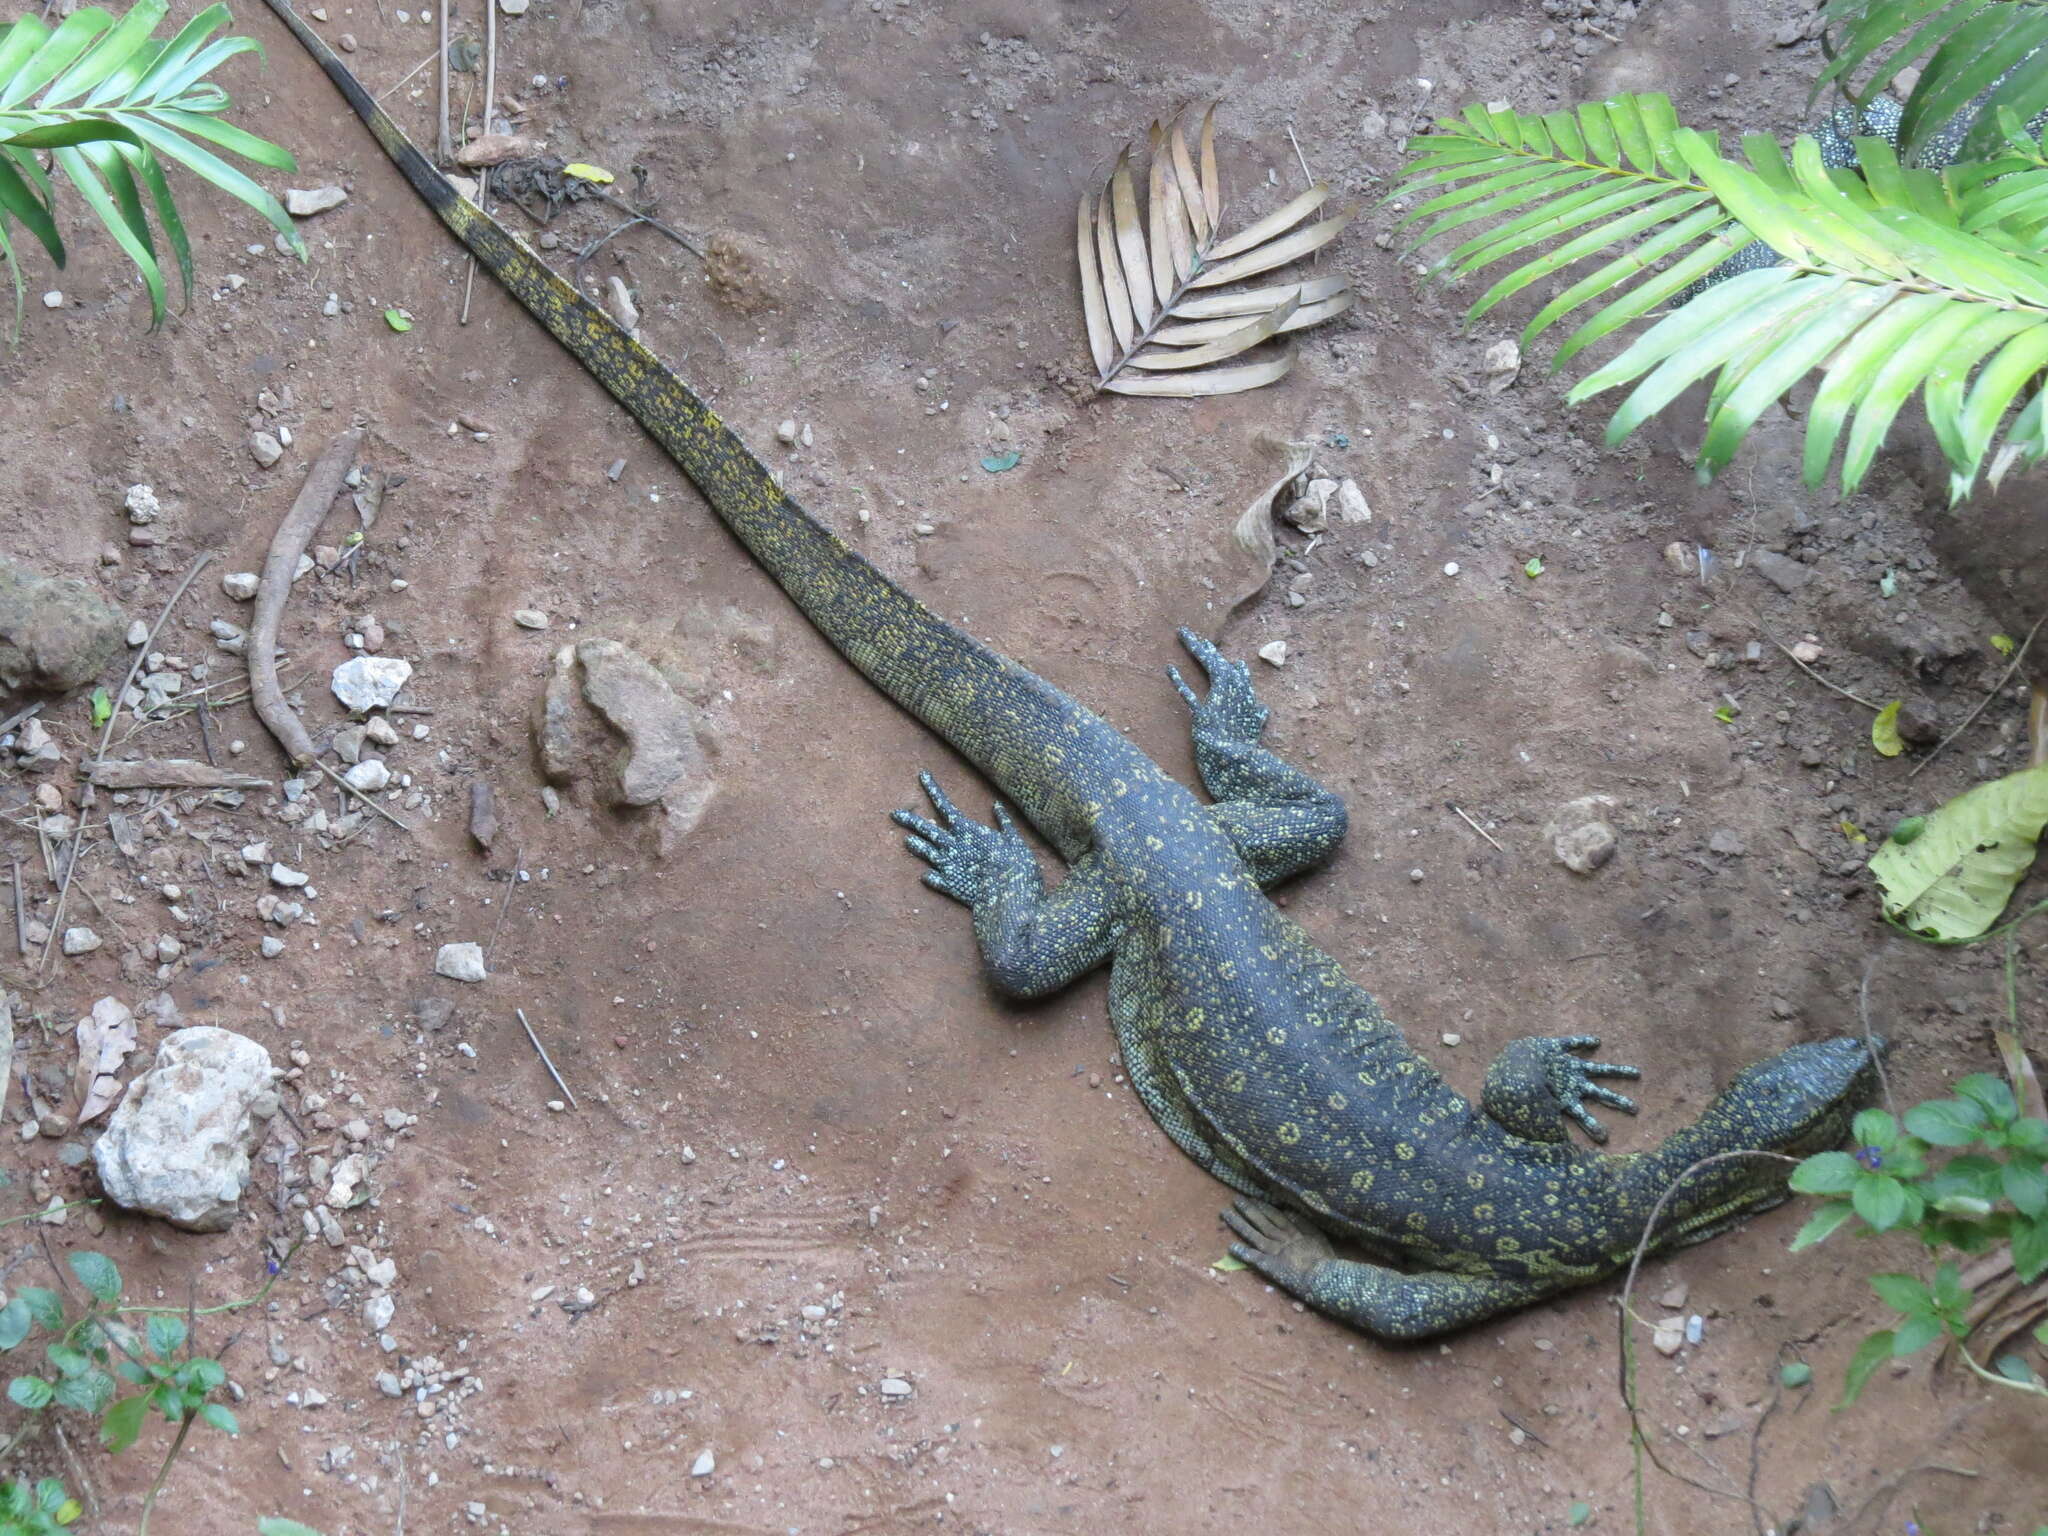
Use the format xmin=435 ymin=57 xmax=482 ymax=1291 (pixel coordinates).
xmin=276 ymin=2 xmax=1882 ymax=1342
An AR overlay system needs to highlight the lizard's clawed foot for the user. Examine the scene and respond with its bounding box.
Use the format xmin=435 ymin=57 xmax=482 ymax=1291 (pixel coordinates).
xmin=1222 ymin=1198 xmax=1337 ymax=1287
xmin=1534 ymin=1035 xmax=1641 ymax=1143
xmin=892 ymin=772 xmax=1030 ymax=905
xmin=1169 ymin=628 xmax=1268 ymax=745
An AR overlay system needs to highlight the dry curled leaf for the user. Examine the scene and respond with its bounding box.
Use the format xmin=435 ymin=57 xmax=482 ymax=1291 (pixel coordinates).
xmin=1076 ymin=104 xmax=1356 ymax=396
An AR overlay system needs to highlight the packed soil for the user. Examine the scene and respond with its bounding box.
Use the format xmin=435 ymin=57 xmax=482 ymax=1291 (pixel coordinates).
xmin=2 ymin=0 xmax=2045 ymax=1531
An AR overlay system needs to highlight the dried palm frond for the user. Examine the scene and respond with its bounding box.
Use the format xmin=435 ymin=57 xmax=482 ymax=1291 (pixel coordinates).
xmin=1076 ymin=105 xmax=1356 ymax=397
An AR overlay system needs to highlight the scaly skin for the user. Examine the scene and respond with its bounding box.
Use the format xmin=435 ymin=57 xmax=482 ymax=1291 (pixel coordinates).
xmin=270 ymin=1 xmax=1882 ymax=1339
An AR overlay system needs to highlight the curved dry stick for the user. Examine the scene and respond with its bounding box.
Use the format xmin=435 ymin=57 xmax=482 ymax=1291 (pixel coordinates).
xmin=250 ymin=427 xmax=363 ymax=769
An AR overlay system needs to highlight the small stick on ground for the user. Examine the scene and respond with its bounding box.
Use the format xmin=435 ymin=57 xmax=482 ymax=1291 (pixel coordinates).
xmin=1446 ymin=801 xmax=1504 ymax=852
xmin=250 ymin=428 xmax=364 ymax=770
xmin=435 ymin=0 xmax=451 ymax=163
xmin=1910 ymin=609 xmax=2048 ymax=778
xmin=100 ymin=553 xmax=212 ymax=755
xmin=8 ymin=859 xmax=22 ymax=955
xmin=1770 ymin=636 xmax=1881 ymax=711
xmin=483 ymin=845 xmax=524 ymax=965
xmin=516 ymin=1007 xmax=577 ymax=1109
xmin=373 ymin=49 xmax=439 ymax=103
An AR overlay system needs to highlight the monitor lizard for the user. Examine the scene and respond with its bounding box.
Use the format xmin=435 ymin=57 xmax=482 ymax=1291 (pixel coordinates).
xmin=264 ymin=0 xmax=1881 ymax=1339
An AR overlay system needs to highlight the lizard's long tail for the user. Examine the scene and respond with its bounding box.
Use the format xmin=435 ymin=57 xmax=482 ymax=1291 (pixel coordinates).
xmin=262 ymin=0 xmax=1101 ymax=854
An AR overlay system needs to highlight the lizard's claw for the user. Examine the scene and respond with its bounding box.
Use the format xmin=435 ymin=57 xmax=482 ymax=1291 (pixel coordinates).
xmin=1170 ymin=627 xmax=1268 ymax=744
xmin=1222 ymin=1198 xmax=1337 ymax=1287
xmin=1539 ymin=1035 xmax=1641 ymax=1144
xmin=892 ymin=771 xmax=1027 ymax=906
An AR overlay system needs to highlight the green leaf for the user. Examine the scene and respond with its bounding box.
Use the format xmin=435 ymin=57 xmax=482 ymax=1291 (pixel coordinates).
xmin=1714 ymin=704 xmax=1738 ymax=724
xmin=144 ymin=1313 xmax=184 ymax=1360
xmin=1904 ymin=1097 xmax=1987 ymax=1146
xmin=1872 ymin=699 xmax=1905 ymax=757
xmin=195 ymin=1400 xmax=236 ymax=1435
xmin=1993 ymin=632 xmax=2018 ymax=656
xmin=1869 ymin=1271 xmax=1933 ymax=1315
xmin=1956 ymin=1073 xmax=2018 ymax=1124
xmin=1852 ymin=1173 xmax=1911 ymax=1230
xmin=383 ymin=307 xmax=411 ymax=332
xmin=1890 ymin=1311 xmax=1945 ymax=1356
xmin=1994 ymin=1352 xmax=2040 ymax=1385
xmin=2013 ymin=1212 xmax=2048 ymax=1282
xmin=257 ymin=1521 xmax=328 ymax=1536
xmin=1868 ymin=764 xmax=2048 ymax=941
xmin=17 ymin=1289 xmax=63 ymax=1334
xmin=0 ymin=1298 xmax=33 ymax=1351
xmin=1838 ymin=1328 xmax=1896 ymax=1408
xmin=979 ymin=450 xmax=1021 ymax=473
xmin=66 ymin=1251 xmax=119 ymax=1306
xmin=87 ymin=686 xmax=111 ymax=728
xmin=1852 ymin=1107 xmax=1899 ymax=1149
xmin=1789 ymin=1198 xmax=1856 ymax=1250
xmin=1523 ymin=556 xmax=1543 ymax=578
xmin=1779 ymin=1360 xmax=1813 ymax=1388
xmin=98 ymin=1390 xmax=148 ymax=1453
xmin=1210 ymin=1253 xmax=1248 ymax=1272
xmin=1789 ymin=1150 xmax=1861 ymax=1196
xmin=7 ymin=1376 xmax=52 ymax=1410
xmin=51 ymin=1367 xmax=112 ymax=1415
xmin=2005 ymin=1158 xmax=2048 ymax=1217
xmin=1567 ymin=1501 xmax=1592 ymax=1526
xmin=1889 ymin=815 xmax=1926 ymax=845
xmin=43 ymin=1344 xmax=88 ymax=1379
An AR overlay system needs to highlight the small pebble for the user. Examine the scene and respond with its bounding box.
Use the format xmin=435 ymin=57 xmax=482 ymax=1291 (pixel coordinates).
xmin=690 ymin=1449 xmax=715 ymax=1477
xmin=1442 ymin=562 xmax=1460 ymax=577
xmin=125 ymin=620 xmax=149 ymax=647
xmin=222 ymin=571 xmax=260 ymax=601
xmin=41 ymin=290 xmax=62 ymax=309
xmin=61 ymin=926 xmax=101 ymax=956
xmin=512 ymin=609 xmax=549 ymax=630
xmin=260 ymin=936 xmax=285 ymax=959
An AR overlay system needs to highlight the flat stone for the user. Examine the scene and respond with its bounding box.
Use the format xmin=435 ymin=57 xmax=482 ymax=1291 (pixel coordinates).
xmin=1750 ymin=550 xmax=1812 ymax=594
xmin=285 ymin=185 xmax=348 ymax=217
xmin=61 ymin=926 xmax=102 ymax=956
xmin=435 ymin=942 xmax=487 ymax=983
xmin=512 ymin=608 xmax=549 ymax=630
xmin=0 ymin=553 xmax=127 ymax=698
xmin=249 ymin=432 xmax=284 ymax=468
xmin=343 ymin=759 xmax=391 ymax=792
xmin=690 ymin=1449 xmax=715 ymax=1477
xmin=1707 ymin=828 xmax=1746 ymax=857
xmin=1544 ymin=795 xmax=1618 ymax=875
xmin=92 ymin=1028 xmax=278 ymax=1231
xmin=331 ymin=655 xmax=412 ymax=712
xmin=576 ymin=638 xmax=712 ymax=811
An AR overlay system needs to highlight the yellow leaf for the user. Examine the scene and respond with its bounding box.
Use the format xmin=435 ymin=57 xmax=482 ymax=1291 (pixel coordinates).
xmin=1211 ymin=1253 xmax=1248 ymax=1272
xmin=1839 ymin=819 xmax=1868 ymax=844
xmin=1872 ymin=700 xmax=1905 ymax=758
xmin=1992 ymin=633 xmax=2017 ymax=656
xmin=563 ymin=162 xmax=614 ymax=184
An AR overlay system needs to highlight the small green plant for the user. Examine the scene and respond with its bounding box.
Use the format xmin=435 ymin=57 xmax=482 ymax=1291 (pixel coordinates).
xmin=1788 ymin=1074 xmax=2048 ymax=1406
xmin=0 ymin=0 xmax=303 ymax=332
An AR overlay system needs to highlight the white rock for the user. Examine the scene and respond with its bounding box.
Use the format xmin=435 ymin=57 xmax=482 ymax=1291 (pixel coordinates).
xmin=512 ymin=608 xmax=549 ymax=630
xmin=776 ymin=419 xmax=799 ymax=445
xmin=690 ymin=1449 xmax=716 ymax=1477
xmin=1256 ymin=640 xmax=1288 ymax=667
xmin=331 ymin=656 xmax=412 ymax=712
xmin=260 ymin=936 xmax=284 ymax=959
xmin=364 ymin=1292 xmax=395 ymax=1331
xmin=285 ymin=185 xmax=348 ymax=217
xmin=269 ymin=863 xmax=309 ymax=888
xmin=124 ymin=620 xmax=149 ymax=647
xmin=1335 ymin=478 xmax=1371 ymax=524
xmin=326 ymin=1152 xmax=371 ymax=1207
xmin=40 ymin=290 xmax=62 ymax=309
xmin=1652 ymin=1316 xmax=1686 ymax=1356
xmin=363 ymin=715 xmax=399 ymax=746
xmin=61 ymin=926 xmax=101 ymax=956
xmin=879 ymin=1376 xmax=913 ymax=1398
xmin=221 ymin=571 xmax=260 ymax=601
xmin=343 ymin=759 xmax=391 ymax=792
xmin=1443 ymin=561 xmax=1460 ymax=577
xmin=91 ymin=1028 xmax=278 ymax=1231
xmin=123 ymin=484 xmax=162 ymax=525
xmin=249 ymin=431 xmax=284 ymax=468
xmin=435 ymin=942 xmax=487 ymax=983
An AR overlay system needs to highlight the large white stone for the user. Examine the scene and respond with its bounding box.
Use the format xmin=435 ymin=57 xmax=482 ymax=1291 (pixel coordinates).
xmin=92 ymin=1028 xmax=277 ymax=1231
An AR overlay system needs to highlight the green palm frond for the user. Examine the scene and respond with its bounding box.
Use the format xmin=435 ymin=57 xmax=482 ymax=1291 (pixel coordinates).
xmin=0 ymin=0 xmax=301 ymax=334
xmin=1393 ymin=93 xmax=2048 ymax=502
xmin=1816 ymin=0 xmax=2048 ymax=165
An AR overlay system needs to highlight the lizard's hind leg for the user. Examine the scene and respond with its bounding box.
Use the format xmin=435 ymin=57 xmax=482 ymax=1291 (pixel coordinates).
xmin=1223 ymin=1199 xmax=1550 ymax=1340
xmin=894 ymin=772 xmax=1118 ymax=998
xmin=1169 ymin=628 xmax=1348 ymax=884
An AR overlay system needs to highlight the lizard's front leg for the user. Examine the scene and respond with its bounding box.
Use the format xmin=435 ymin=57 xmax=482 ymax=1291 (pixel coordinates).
xmin=1223 ymin=1200 xmax=1552 ymax=1341
xmin=893 ymin=772 xmax=1117 ymax=998
xmin=1169 ymin=629 xmax=1348 ymax=885
xmin=1482 ymin=1035 xmax=1641 ymax=1144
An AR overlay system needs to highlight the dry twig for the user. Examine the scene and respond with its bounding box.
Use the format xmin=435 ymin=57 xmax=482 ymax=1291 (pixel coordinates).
xmin=1910 ymin=609 xmax=2048 ymax=778
xmin=515 ymin=1008 xmax=577 ymax=1109
xmin=250 ymin=428 xmax=363 ymax=769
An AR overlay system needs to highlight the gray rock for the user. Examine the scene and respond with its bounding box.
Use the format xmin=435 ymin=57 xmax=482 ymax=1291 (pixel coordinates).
xmin=331 ymin=655 xmax=412 ymax=712
xmin=122 ymin=485 xmax=162 ymax=525
xmin=249 ymin=431 xmax=284 ymax=468
xmin=414 ymin=996 xmax=456 ymax=1032
xmin=92 ymin=1028 xmax=277 ymax=1231
xmin=284 ymin=185 xmax=348 ymax=217
xmin=512 ymin=608 xmax=549 ymax=630
xmin=577 ymin=637 xmax=715 ymax=818
xmin=1750 ymin=550 xmax=1812 ymax=594
xmin=435 ymin=941 xmax=486 ymax=982
xmin=1544 ymin=795 xmax=1619 ymax=875
xmin=61 ymin=926 xmax=101 ymax=956
xmin=0 ymin=553 xmax=126 ymax=699
xmin=532 ymin=645 xmax=584 ymax=783
xmin=690 ymin=1449 xmax=716 ymax=1477
xmin=343 ymin=758 xmax=390 ymax=792
xmin=1708 ymin=828 xmax=1747 ymax=857
xmin=221 ymin=572 xmax=259 ymax=601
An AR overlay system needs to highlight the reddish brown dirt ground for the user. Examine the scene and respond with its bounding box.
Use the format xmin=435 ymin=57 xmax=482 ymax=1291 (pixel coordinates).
xmin=3 ymin=0 xmax=2046 ymax=1531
